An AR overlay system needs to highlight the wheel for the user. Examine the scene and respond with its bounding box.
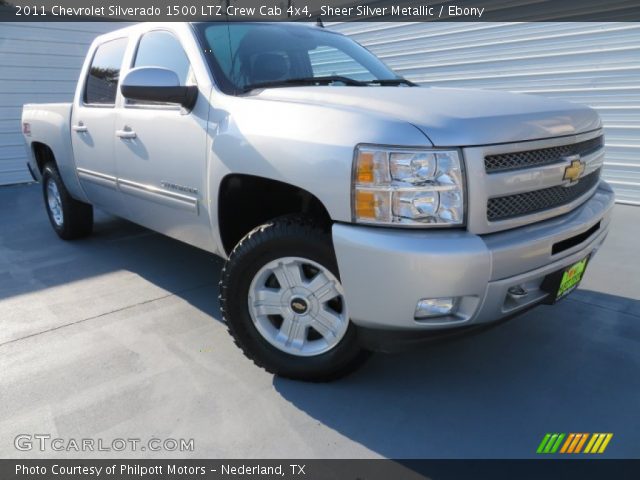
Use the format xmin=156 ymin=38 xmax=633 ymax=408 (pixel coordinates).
xmin=219 ymin=216 xmax=370 ymax=382
xmin=42 ymin=163 xmax=93 ymax=240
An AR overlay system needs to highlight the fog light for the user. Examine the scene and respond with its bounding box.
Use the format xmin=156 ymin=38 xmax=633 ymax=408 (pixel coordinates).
xmin=415 ymin=297 xmax=456 ymax=319
xmin=507 ymin=285 xmax=528 ymax=298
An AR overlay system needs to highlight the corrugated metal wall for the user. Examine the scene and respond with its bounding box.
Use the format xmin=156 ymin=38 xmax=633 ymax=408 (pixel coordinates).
xmin=330 ymin=22 xmax=640 ymax=205
xmin=0 ymin=22 xmax=121 ymax=185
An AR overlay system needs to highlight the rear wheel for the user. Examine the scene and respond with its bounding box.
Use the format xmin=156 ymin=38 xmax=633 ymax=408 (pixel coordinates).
xmin=42 ymin=163 xmax=93 ymax=240
xmin=219 ymin=216 xmax=369 ymax=382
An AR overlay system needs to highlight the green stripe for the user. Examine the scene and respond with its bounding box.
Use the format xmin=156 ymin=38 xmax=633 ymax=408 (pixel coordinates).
xmin=537 ymin=434 xmax=552 ymax=454
xmin=544 ymin=434 xmax=559 ymax=453
xmin=550 ymin=433 xmax=566 ymax=453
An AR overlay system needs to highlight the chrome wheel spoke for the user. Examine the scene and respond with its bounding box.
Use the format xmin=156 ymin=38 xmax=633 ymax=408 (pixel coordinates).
xmin=252 ymin=288 xmax=282 ymax=315
xmin=277 ymin=316 xmax=306 ymax=349
xmin=306 ymin=270 xmax=331 ymax=293
xmin=312 ymin=308 xmax=343 ymax=339
xmin=254 ymin=303 xmax=282 ymax=316
xmin=310 ymin=278 xmax=341 ymax=304
xmin=273 ymin=260 xmax=304 ymax=289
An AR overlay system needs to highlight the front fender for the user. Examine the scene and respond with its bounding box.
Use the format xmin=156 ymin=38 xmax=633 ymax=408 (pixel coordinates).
xmin=206 ymin=94 xmax=432 ymax=254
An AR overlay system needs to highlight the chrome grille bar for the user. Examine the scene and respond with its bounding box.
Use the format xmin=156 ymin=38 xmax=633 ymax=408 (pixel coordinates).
xmin=487 ymin=169 xmax=602 ymax=221
xmin=485 ymin=135 xmax=603 ymax=173
xmin=462 ymin=129 xmax=605 ymax=235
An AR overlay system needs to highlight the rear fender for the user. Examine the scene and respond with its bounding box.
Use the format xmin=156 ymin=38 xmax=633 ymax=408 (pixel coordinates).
xmin=22 ymin=104 xmax=88 ymax=202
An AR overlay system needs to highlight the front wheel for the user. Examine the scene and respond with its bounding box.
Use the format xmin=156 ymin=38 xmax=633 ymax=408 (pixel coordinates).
xmin=219 ymin=216 xmax=369 ymax=382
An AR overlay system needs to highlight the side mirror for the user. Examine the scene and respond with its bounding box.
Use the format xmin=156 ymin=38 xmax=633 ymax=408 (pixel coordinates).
xmin=120 ymin=67 xmax=198 ymax=110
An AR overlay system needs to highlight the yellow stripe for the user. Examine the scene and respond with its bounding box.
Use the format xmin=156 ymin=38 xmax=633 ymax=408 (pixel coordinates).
xmin=590 ymin=434 xmax=606 ymax=453
xmin=597 ymin=434 xmax=613 ymax=453
xmin=560 ymin=434 xmax=575 ymax=454
xmin=574 ymin=434 xmax=589 ymax=453
xmin=584 ymin=434 xmax=598 ymax=453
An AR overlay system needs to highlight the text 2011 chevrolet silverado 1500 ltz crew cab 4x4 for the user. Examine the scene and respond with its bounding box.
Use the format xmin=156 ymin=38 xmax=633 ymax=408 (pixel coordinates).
xmin=22 ymin=22 xmax=614 ymax=381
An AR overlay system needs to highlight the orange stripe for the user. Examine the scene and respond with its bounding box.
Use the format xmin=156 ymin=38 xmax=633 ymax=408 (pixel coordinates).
xmin=567 ymin=434 xmax=582 ymax=453
xmin=574 ymin=433 xmax=589 ymax=453
xmin=598 ymin=434 xmax=613 ymax=453
xmin=560 ymin=434 xmax=576 ymax=453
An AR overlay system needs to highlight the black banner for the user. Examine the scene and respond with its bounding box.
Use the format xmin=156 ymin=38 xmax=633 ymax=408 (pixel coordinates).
xmin=3 ymin=460 xmax=640 ymax=480
xmin=1 ymin=0 xmax=640 ymax=22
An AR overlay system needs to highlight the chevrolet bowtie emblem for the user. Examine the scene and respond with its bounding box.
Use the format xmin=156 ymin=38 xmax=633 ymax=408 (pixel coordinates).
xmin=563 ymin=156 xmax=586 ymax=183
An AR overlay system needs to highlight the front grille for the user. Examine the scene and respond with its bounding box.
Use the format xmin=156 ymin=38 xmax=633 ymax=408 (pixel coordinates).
xmin=485 ymin=136 xmax=603 ymax=173
xmin=487 ymin=169 xmax=601 ymax=221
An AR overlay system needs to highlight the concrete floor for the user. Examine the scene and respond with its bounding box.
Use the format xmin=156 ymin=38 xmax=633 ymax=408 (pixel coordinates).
xmin=0 ymin=183 xmax=639 ymax=459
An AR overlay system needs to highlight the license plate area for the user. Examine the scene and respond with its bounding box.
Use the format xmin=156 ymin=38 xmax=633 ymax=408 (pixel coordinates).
xmin=541 ymin=255 xmax=590 ymax=304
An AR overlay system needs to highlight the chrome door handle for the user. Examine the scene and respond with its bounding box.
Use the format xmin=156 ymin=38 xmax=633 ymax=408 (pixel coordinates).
xmin=72 ymin=123 xmax=88 ymax=133
xmin=116 ymin=127 xmax=137 ymax=139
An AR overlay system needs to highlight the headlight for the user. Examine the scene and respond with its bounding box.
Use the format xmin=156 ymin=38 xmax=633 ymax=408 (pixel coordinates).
xmin=352 ymin=146 xmax=465 ymax=226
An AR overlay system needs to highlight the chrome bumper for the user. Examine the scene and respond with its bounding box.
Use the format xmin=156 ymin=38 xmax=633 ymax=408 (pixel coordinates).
xmin=333 ymin=181 xmax=615 ymax=331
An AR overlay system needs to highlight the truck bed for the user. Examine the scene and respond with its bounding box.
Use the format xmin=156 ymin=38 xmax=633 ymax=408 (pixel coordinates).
xmin=22 ymin=102 xmax=78 ymax=193
xmin=22 ymin=103 xmax=73 ymax=128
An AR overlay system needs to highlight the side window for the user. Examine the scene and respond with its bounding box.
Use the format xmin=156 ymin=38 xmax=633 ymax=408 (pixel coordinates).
xmin=84 ymin=38 xmax=128 ymax=105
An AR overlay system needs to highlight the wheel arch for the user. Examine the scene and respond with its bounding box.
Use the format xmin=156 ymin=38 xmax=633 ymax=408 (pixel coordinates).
xmin=32 ymin=141 xmax=57 ymax=174
xmin=217 ymin=173 xmax=333 ymax=255
xmin=29 ymin=140 xmax=89 ymax=203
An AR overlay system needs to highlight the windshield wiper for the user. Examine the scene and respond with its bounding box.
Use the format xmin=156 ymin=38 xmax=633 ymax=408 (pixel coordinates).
xmin=242 ymin=76 xmax=366 ymax=92
xmin=242 ymin=75 xmax=417 ymax=92
xmin=364 ymin=78 xmax=417 ymax=86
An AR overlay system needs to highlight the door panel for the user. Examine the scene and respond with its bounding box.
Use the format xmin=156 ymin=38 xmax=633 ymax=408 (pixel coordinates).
xmin=115 ymin=30 xmax=211 ymax=250
xmin=114 ymin=106 xmax=209 ymax=249
xmin=71 ymin=37 xmax=127 ymax=216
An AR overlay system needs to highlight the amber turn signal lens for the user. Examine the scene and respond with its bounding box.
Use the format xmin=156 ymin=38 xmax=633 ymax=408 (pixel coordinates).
xmin=355 ymin=190 xmax=376 ymax=219
xmin=355 ymin=151 xmax=375 ymax=184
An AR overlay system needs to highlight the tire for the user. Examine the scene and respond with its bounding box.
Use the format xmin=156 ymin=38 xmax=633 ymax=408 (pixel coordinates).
xmin=42 ymin=163 xmax=93 ymax=240
xmin=219 ymin=216 xmax=370 ymax=382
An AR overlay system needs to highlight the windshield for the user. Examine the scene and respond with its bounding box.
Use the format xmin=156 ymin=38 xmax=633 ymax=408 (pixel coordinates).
xmin=195 ymin=23 xmax=401 ymax=94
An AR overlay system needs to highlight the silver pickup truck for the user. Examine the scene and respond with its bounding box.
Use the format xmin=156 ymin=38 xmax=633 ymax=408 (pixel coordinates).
xmin=22 ymin=22 xmax=614 ymax=381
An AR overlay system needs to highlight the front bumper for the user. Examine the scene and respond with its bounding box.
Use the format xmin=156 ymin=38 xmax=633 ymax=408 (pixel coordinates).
xmin=333 ymin=181 xmax=615 ymax=331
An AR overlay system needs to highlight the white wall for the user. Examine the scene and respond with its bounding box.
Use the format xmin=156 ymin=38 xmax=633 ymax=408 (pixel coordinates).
xmin=330 ymin=22 xmax=640 ymax=205
xmin=0 ymin=22 xmax=123 ymax=185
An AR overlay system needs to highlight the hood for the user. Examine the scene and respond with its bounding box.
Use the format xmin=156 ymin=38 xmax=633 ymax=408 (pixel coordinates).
xmin=251 ymin=86 xmax=601 ymax=146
